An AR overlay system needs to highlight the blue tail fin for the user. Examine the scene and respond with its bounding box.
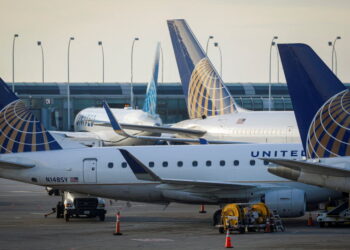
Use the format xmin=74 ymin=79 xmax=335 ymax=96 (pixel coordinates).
xmin=278 ymin=44 xmax=348 ymax=158
xmin=142 ymin=43 xmax=160 ymax=116
xmin=0 ymin=78 xmax=62 ymax=154
xmin=167 ymin=19 xmax=237 ymax=119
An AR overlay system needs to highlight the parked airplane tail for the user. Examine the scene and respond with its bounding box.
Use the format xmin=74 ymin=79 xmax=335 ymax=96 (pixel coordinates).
xmin=278 ymin=43 xmax=348 ymax=158
xmin=167 ymin=19 xmax=237 ymax=119
xmin=142 ymin=42 xmax=160 ymax=116
xmin=0 ymin=78 xmax=62 ymax=154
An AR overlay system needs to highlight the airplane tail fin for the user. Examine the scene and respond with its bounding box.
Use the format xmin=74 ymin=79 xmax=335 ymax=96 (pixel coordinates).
xmin=142 ymin=43 xmax=160 ymax=116
xmin=167 ymin=19 xmax=237 ymax=119
xmin=278 ymin=43 xmax=348 ymax=158
xmin=0 ymin=78 xmax=62 ymax=154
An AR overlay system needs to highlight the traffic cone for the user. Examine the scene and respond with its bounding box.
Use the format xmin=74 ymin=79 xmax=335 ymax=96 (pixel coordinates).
xmin=199 ymin=204 xmax=207 ymax=214
xmin=307 ymin=213 xmax=314 ymax=226
xmin=224 ymin=230 xmax=233 ymax=248
xmin=265 ymin=217 xmax=271 ymax=233
xmin=113 ymin=211 xmax=123 ymax=235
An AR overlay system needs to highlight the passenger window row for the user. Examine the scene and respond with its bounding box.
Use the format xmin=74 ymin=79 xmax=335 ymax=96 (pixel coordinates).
xmin=111 ymin=159 xmax=270 ymax=169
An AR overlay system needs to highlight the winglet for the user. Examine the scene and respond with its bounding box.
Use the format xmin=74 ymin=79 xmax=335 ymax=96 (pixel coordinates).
xmin=102 ymin=101 xmax=129 ymax=137
xmin=119 ymin=149 xmax=161 ymax=182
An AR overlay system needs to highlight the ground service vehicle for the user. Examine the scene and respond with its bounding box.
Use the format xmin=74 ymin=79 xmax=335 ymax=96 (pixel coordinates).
xmin=56 ymin=192 xmax=106 ymax=222
xmin=218 ymin=203 xmax=284 ymax=234
xmin=317 ymin=201 xmax=350 ymax=227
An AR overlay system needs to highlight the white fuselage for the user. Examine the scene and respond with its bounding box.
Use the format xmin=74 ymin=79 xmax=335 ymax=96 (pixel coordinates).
xmin=74 ymin=107 xmax=162 ymax=145
xmin=0 ymin=143 xmax=340 ymax=212
xmin=75 ymin=109 xmax=300 ymax=144
xmin=174 ymin=111 xmax=300 ymax=143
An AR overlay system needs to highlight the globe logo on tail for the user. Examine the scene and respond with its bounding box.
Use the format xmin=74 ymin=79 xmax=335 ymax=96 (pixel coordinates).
xmin=0 ymin=100 xmax=61 ymax=154
xmin=307 ymin=90 xmax=350 ymax=158
xmin=188 ymin=58 xmax=236 ymax=119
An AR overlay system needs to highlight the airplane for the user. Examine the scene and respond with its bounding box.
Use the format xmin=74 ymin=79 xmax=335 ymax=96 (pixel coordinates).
xmin=262 ymin=43 xmax=350 ymax=193
xmin=0 ymin=76 xmax=342 ymax=224
xmin=166 ymin=19 xmax=301 ymax=143
xmin=70 ymin=20 xmax=301 ymax=145
xmin=61 ymin=43 xmax=165 ymax=146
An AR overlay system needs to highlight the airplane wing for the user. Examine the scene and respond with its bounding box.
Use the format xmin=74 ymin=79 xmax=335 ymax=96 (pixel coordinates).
xmin=94 ymin=122 xmax=206 ymax=137
xmin=263 ymin=158 xmax=350 ymax=177
xmin=119 ymin=148 xmax=254 ymax=190
xmin=103 ymin=101 xmax=250 ymax=145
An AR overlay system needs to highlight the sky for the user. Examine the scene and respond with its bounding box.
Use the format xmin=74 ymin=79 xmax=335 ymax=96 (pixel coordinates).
xmin=0 ymin=0 xmax=349 ymax=84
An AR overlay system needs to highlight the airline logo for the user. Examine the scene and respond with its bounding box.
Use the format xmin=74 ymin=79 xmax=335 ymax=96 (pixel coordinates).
xmin=142 ymin=77 xmax=157 ymax=116
xmin=307 ymin=89 xmax=350 ymax=158
xmin=142 ymin=43 xmax=160 ymax=116
xmin=188 ymin=58 xmax=236 ymax=119
xmin=0 ymin=100 xmax=61 ymax=154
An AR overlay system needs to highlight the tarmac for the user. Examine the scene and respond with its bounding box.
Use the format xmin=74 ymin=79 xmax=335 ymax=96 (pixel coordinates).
xmin=0 ymin=178 xmax=350 ymax=250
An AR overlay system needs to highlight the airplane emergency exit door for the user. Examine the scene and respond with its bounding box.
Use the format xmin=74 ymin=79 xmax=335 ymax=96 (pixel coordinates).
xmin=83 ymin=159 xmax=97 ymax=183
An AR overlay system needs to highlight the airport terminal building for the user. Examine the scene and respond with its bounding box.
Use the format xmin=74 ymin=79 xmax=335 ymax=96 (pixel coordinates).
xmin=14 ymin=82 xmax=349 ymax=131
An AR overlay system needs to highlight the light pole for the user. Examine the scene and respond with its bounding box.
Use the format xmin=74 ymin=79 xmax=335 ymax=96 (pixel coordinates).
xmin=12 ymin=34 xmax=19 ymax=92
xmin=214 ymin=42 xmax=222 ymax=78
xmin=269 ymin=36 xmax=278 ymax=111
xmin=37 ymin=41 xmax=45 ymax=83
xmin=130 ymin=37 xmax=139 ymax=108
xmin=276 ymin=45 xmax=280 ymax=83
xmin=205 ymin=35 xmax=214 ymax=55
xmin=98 ymin=41 xmax=105 ymax=83
xmin=67 ymin=37 xmax=74 ymax=130
xmin=159 ymin=44 xmax=164 ymax=84
xmin=328 ymin=36 xmax=341 ymax=75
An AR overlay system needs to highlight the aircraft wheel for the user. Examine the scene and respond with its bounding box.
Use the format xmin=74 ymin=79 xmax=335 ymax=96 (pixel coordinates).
xmin=99 ymin=214 xmax=105 ymax=221
xmin=213 ymin=209 xmax=222 ymax=226
xmin=64 ymin=212 xmax=70 ymax=222
xmin=56 ymin=202 xmax=64 ymax=218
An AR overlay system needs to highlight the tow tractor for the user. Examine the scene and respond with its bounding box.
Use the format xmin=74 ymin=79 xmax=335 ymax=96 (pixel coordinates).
xmin=53 ymin=191 xmax=106 ymax=222
xmin=317 ymin=200 xmax=350 ymax=227
xmin=217 ymin=203 xmax=284 ymax=233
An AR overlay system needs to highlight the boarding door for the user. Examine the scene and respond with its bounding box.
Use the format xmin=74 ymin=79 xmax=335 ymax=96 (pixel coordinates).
xmin=83 ymin=159 xmax=97 ymax=183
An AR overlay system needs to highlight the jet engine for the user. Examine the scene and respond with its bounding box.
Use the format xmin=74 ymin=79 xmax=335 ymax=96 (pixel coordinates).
xmin=262 ymin=188 xmax=306 ymax=217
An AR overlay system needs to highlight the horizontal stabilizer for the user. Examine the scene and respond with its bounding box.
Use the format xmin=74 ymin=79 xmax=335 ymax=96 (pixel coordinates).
xmin=0 ymin=158 xmax=35 ymax=169
xmin=263 ymin=158 xmax=350 ymax=177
